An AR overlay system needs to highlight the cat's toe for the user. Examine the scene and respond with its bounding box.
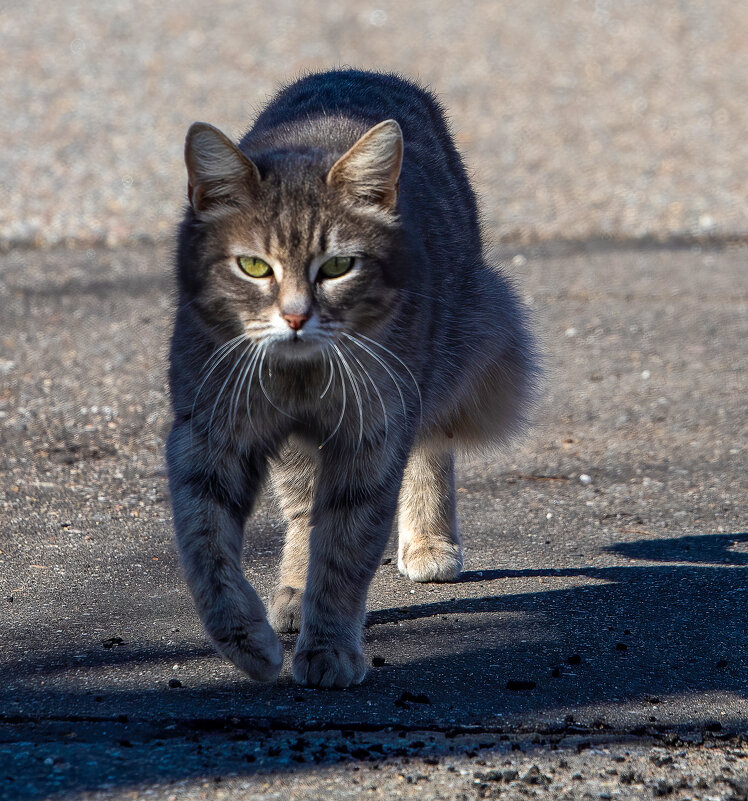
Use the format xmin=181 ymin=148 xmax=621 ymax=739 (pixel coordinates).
xmin=292 ymin=645 xmax=367 ymax=689
xmin=210 ymin=617 xmax=283 ymax=682
xmin=398 ymin=539 xmax=463 ymax=582
xmin=269 ymin=586 xmax=303 ymax=633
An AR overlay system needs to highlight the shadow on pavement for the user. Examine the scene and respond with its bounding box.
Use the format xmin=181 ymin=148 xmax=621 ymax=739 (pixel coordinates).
xmin=608 ymin=531 xmax=748 ymax=565
xmin=2 ymin=532 xmax=746 ymax=800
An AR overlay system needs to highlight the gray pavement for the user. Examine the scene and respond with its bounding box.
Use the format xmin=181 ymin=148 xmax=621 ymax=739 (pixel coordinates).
xmin=0 ymin=242 xmax=746 ymax=799
xmin=2 ymin=1 xmax=748 ymax=249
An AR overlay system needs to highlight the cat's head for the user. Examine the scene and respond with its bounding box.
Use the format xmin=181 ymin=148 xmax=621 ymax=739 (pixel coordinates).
xmin=180 ymin=119 xmax=404 ymax=361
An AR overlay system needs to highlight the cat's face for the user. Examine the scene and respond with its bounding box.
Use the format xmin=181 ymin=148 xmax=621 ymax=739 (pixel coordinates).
xmin=183 ymin=121 xmax=404 ymax=362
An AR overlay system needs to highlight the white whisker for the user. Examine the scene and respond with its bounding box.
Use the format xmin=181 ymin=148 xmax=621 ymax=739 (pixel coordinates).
xmin=332 ymin=342 xmax=363 ymax=450
xmin=320 ymin=349 xmax=335 ymax=399
xmin=356 ymin=332 xmax=423 ymax=424
xmin=206 ymin=338 xmax=252 ymax=448
xmin=342 ymin=332 xmax=407 ymax=420
xmin=259 ymin=345 xmax=299 ymax=420
xmin=229 ymin=342 xmax=258 ymax=432
xmin=319 ymin=354 xmax=346 ymax=449
xmin=339 ymin=339 xmax=388 ymax=442
xmin=190 ymin=334 xmax=246 ymax=421
xmin=244 ymin=345 xmax=263 ymax=432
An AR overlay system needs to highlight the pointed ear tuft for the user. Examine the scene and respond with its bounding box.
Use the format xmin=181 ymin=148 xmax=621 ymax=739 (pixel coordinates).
xmin=327 ymin=119 xmax=403 ymax=211
xmin=184 ymin=122 xmax=260 ymax=213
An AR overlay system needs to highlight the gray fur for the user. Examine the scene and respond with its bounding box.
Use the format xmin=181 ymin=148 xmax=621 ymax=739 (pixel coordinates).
xmin=168 ymin=70 xmax=539 ymax=688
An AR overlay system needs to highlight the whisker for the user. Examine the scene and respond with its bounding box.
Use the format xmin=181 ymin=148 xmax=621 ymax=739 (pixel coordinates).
xmin=356 ymin=332 xmax=423 ymax=424
xmin=319 ymin=354 xmax=346 ymax=449
xmin=339 ymin=339 xmax=388 ymax=442
xmin=229 ymin=341 xmax=258 ymax=433
xmin=340 ymin=340 xmax=372 ymax=406
xmin=333 ymin=342 xmax=363 ymax=451
xmin=206 ymin=338 xmax=252 ymax=449
xmin=244 ymin=345 xmax=263 ymax=434
xmin=320 ymin=349 xmax=335 ymax=399
xmin=190 ymin=334 xmax=247 ymax=440
xmin=259 ymin=345 xmax=299 ymax=420
xmin=342 ymin=332 xmax=407 ymax=420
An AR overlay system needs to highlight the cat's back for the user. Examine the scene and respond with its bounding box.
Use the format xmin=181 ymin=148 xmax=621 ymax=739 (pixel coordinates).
xmin=244 ymin=69 xmax=481 ymax=250
xmin=250 ymin=70 xmax=446 ymax=145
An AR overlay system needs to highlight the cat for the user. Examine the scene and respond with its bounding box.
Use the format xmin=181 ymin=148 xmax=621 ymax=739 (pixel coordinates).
xmin=167 ymin=69 xmax=538 ymax=689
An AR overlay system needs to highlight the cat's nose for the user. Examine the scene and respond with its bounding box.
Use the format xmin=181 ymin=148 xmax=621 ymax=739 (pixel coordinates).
xmin=282 ymin=312 xmax=309 ymax=331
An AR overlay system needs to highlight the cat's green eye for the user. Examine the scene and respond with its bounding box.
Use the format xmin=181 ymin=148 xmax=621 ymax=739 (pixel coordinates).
xmin=319 ymin=256 xmax=354 ymax=279
xmin=238 ymin=256 xmax=272 ymax=278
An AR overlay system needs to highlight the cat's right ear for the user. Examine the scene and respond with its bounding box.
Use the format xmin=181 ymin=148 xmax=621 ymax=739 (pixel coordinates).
xmin=184 ymin=122 xmax=260 ymax=214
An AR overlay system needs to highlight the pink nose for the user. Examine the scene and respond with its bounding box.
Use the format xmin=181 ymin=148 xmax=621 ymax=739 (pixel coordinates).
xmin=283 ymin=312 xmax=309 ymax=331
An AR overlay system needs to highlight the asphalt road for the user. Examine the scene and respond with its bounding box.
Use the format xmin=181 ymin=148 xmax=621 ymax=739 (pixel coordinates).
xmin=0 ymin=241 xmax=746 ymax=799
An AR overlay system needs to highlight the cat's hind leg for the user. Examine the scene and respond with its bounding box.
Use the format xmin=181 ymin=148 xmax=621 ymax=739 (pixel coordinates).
xmin=397 ymin=444 xmax=462 ymax=582
xmin=268 ymin=439 xmax=319 ymax=633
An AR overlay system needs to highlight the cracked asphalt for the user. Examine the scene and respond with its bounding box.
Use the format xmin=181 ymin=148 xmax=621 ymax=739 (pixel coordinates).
xmin=1 ymin=1 xmax=747 ymax=798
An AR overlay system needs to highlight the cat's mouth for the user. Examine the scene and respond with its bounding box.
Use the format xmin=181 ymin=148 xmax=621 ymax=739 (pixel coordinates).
xmin=266 ymin=331 xmax=326 ymax=360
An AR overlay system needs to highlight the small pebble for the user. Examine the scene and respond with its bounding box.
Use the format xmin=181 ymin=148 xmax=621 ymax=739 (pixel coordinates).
xmin=579 ymin=474 xmax=592 ymax=485
xmin=168 ymin=678 xmax=182 ymax=689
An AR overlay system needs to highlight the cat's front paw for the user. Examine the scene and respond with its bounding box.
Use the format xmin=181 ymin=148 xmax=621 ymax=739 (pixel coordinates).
xmin=292 ymin=645 xmax=367 ymax=689
xmin=398 ymin=539 xmax=463 ymax=582
xmin=269 ymin=586 xmax=303 ymax=633
xmin=209 ymin=616 xmax=283 ymax=683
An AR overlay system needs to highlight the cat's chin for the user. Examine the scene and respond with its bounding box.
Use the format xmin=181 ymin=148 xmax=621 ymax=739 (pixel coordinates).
xmin=266 ymin=335 xmax=327 ymax=362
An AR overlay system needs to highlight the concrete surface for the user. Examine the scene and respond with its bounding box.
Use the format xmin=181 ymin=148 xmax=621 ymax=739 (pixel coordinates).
xmin=0 ymin=241 xmax=746 ymax=799
xmin=2 ymin=0 xmax=748 ymax=249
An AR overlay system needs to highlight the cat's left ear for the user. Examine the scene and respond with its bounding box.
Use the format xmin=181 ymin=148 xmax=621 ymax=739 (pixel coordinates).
xmin=327 ymin=119 xmax=403 ymax=211
xmin=184 ymin=122 xmax=261 ymax=213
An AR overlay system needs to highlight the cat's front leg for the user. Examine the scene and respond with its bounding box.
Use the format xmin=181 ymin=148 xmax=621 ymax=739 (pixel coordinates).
xmin=167 ymin=422 xmax=283 ymax=682
xmin=292 ymin=445 xmax=408 ymax=688
xmin=267 ymin=438 xmax=319 ymax=633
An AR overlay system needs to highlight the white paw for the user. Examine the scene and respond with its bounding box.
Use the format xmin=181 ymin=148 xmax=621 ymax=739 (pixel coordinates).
xmin=398 ymin=539 xmax=463 ymax=582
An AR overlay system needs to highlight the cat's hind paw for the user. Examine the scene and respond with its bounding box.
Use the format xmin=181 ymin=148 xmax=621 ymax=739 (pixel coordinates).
xmin=210 ymin=617 xmax=283 ymax=683
xmin=292 ymin=645 xmax=367 ymax=689
xmin=398 ymin=539 xmax=463 ymax=582
xmin=269 ymin=586 xmax=303 ymax=633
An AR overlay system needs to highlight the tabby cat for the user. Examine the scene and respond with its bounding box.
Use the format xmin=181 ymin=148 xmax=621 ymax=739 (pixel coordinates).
xmin=167 ymin=69 xmax=538 ymax=688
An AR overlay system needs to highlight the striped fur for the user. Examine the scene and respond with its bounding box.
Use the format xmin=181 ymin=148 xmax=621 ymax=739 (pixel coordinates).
xmin=168 ymin=70 xmax=539 ymax=688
